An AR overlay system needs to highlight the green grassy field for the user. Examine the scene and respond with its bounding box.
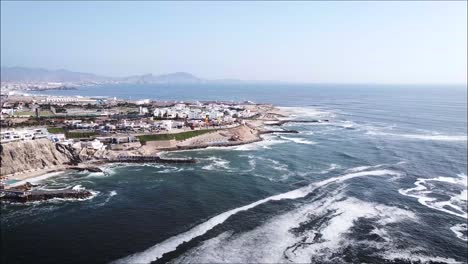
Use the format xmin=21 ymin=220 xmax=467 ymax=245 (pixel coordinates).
xmin=13 ymin=111 xmax=34 ymax=116
xmin=137 ymin=129 xmax=217 ymax=144
xmin=47 ymin=127 xmax=65 ymax=134
xmin=65 ymin=131 xmax=97 ymax=139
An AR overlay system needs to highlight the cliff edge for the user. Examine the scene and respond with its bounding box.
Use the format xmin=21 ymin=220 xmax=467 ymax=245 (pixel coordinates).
xmin=0 ymin=139 xmax=81 ymax=176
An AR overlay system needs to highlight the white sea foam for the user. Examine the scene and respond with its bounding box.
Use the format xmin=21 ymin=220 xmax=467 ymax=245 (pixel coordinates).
xmin=232 ymin=135 xmax=286 ymax=151
xmin=9 ymin=171 xmax=65 ymax=187
xmin=381 ymin=251 xmax=463 ymax=264
xmin=277 ymin=106 xmax=334 ymax=119
xmin=114 ymin=168 xmax=400 ymax=264
xmin=345 ymin=164 xmax=385 ymax=173
xmin=255 ymin=157 xmax=289 ymax=172
xmin=98 ymin=190 xmax=118 ymax=206
xmin=202 ymin=157 xmax=231 ymax=171
xmin=399 ymin=173 xmax=468 ymax=219
xmin=280 ymin=136 xmax=316 ymax=145
xmin=320 ymin=163 xmax=341 ymax=174
xmin=341 ymin=120 xmax=356 ymax=129
xmin=157 ymin=167 xmax=185 ymax=174
xmin=170 ymin=192 xmax=416 ymax=263
xmin=450 ymin=223 xmax=468 ymax=241
xmin=72 ymin=184 xmax=85 ymax=191
xmin=366 ymin=130 xmax=467 ymax=142
xmin=84 ymin=165 xmax=118 ymax=178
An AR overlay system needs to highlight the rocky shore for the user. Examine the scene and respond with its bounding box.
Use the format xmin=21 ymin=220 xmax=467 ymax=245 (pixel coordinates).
xmin=1 ymin=188 xmax=92 ymax=203
xmin=1 ymin=105 xmax=320 ymax=194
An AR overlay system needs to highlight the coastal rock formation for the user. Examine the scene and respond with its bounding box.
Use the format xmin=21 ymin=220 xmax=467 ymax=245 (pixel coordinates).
xmin=0 ymin=139 xmax=80 ymax=176
xmin=0 ymin=189 xmax=92 ymax=203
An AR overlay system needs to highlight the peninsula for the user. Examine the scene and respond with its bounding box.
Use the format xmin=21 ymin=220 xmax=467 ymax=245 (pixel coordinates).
xmin=0 ymin=93 xmax=327 ymax=201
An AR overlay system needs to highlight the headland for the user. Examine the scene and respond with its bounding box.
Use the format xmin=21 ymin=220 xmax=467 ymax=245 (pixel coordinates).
xmin=0 ymin=93 xmax=328 ymax=200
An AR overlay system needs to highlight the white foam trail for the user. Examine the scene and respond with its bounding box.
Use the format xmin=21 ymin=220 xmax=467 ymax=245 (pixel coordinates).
xmin=341 ymin=120 xmax=355 ymax=129
xmin=366 ymin=131 xmax=467 ymax=142
xmin=202 ymin=157 xmax=231 ymax=171
xmin=172 ymin=193 xmax=416 ymax=263
xmin=109 ymin=190 xmax=117 ymax=197
xmin=450 ymin=223 xmax=467 ymax=241
xmin=113 ymin=169 xmax=400 ymax=264
xmin=72 ymin=185 xmax=85 ymax=191
xmin=320 ymin=163 xmax=341 ymax=174
xmin=8 ymin=171 xmax=65 ymax=187
xmin=344 ymin=164 xmax=385 ymax=173
xmin=382 ymin=251 xmax=463 ymax=264
xmin=277 ymin=106 xmax=334 ymax=119
xmin=399 ymin=173 xmax=467 ymax=219
xmin=157 ymin=167 xmax=185 ymax=173
xmin=255 ymin=157 xmax=288 ymax=172
xmin=232 ymin=135 xmax=286 ymax=151
xmin=280 ymin=136 xmax=316 ymax=145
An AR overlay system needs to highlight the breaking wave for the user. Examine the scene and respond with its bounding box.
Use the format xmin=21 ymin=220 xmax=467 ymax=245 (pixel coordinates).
xmin=113 ymin=168 xmax=401 ymax=264
xmin=171 ymin=193 xmax=418 ymax=264
xmin=202 ymin=157 xmax=231 ymax=171
xmin=277 ymin=106 xmax=335 ymax=120
xmin=320 ymin=163 xmax=341 ymax=174
xmin=280 ymin=136 xmax=317 ymax=145
xmin=450 ymin=223 xmax=467 ymax=241
xmin=366 ymin=131 xmax=467 ymax=142
xmin=8 ymin=171 xmax=65 ymax=187
xmin=232 ymin=135 xmax=286 ymax=151
xmin=399 ymin=173 xmax=467 ymax=219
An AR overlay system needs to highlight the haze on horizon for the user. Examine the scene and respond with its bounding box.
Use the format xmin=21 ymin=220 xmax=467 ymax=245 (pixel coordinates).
xmin=1 ymin=1 xmax=467 ymax=85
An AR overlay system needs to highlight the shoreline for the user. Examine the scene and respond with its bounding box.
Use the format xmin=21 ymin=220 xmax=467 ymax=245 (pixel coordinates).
xmin=2 ymin=130 xmax=265 ymax=188
xmin=2 ymin=106 xmax=319 ymax=189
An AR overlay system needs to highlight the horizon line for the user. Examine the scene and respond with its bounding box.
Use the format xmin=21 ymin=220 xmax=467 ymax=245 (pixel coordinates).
xmin=1 ymin=65 xmax=466 ymax=86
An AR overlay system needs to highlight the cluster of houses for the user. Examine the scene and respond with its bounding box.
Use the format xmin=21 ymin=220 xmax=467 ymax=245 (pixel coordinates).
xmin=0 ymin=127 xmax=107 ymax=152
xmin=1 ymin=94 xmax=260 ymax=148
xmin=152 ymin=102 xmax=255 ymax=121
xmin=1 ymin=128 xmax=51 ymax=143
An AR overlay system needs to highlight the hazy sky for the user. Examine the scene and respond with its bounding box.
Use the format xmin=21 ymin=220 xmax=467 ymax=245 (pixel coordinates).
xmin=1 ymin=1 xmax=467 ymax=84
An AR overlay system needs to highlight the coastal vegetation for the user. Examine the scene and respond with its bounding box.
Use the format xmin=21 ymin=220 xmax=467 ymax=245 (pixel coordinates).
xmin=137 ymin=129 xmax=217 ymax=144
xmin=65 ymin=131 xmax=97 ymax=139
xmin=47 ymin=127 xmax=65 ymax=134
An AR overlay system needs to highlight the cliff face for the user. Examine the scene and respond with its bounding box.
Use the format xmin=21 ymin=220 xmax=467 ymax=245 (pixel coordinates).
xmin=0 ymin=139 xmax=81 ymax=176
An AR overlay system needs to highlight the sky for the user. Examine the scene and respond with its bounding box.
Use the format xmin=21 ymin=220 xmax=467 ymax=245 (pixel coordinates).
xmin=1 ymin=1 xmax=467 ymax=84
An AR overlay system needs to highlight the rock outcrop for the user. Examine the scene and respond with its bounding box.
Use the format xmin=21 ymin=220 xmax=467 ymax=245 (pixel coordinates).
xmin=0 ymin=139 xmax=81 ymax=176
xmin=0 ymin=189 xmax=92 ymax=203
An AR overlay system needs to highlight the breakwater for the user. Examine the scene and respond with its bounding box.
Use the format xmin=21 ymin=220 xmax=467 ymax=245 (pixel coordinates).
xmin=260 ymin=130 xmax=299 ymax=134
xmin=109 ymin=155 xmax=196 ymax=164
xmin=0 ymin=189 xmax=92 ymax=203
xmin=69 ymin=166 xmax=103 ymax=172
xmin=171 ymin=138 xmax=263 ymax=151
xmin=267 ymin=119 xmax=329 ymax=126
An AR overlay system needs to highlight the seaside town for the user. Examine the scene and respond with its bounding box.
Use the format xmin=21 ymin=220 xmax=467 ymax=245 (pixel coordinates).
xmin=0 ymin=90 xmax=323 ymax=202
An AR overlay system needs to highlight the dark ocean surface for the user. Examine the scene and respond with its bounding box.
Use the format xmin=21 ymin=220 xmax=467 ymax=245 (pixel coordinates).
xmin=2 ymin=84 xmax=467 ymax=263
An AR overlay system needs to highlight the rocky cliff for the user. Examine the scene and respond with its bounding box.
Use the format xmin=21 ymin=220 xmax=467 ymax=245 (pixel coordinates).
xmin=0 ymin=139 xmax=81 ymax=176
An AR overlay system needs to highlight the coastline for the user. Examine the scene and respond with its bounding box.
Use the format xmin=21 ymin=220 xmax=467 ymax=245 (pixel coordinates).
xmin=1 ymin=106 xmax=305 ymax=188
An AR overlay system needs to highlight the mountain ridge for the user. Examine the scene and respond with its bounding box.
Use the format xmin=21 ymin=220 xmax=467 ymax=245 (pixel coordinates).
xmin=1 ymin=67 xmax=204 ymax=84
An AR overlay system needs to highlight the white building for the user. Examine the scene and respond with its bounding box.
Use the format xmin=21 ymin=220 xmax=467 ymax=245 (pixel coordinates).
xmin=0 ymin=128 xmax=48 ymax=143
xmin=46 ymin=96 xmax=79 ymax=103
xmin=161 ymin=120 xmax=173 ymax=131
xmin=135 ymin=99 xmax=151 ymax=105
xmin=139 ymin=106 xmax=149 ymax=115
xmin=81 ymin=139 xmax=105 ymax=150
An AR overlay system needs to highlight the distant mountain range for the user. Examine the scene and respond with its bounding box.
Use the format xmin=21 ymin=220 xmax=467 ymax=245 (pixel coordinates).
xmin=0 ymin=67 xmax=206 ymax=84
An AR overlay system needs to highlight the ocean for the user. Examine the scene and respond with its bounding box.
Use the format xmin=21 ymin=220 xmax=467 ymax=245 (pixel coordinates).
xmin=1 ymin=84 xmax=467 ymax=263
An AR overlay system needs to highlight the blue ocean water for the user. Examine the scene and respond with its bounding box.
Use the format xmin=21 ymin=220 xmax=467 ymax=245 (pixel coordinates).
xmin=2 ymin=84 xmax=467 ymax=263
